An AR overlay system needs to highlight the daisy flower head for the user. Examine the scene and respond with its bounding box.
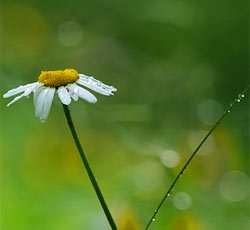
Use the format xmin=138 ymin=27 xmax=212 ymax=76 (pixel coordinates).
xmin=3 ymin=69 xmax=117 ymax=122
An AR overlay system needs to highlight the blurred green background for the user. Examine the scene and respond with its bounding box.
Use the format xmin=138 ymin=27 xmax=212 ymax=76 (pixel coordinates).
xmin=1 ymin=0 xmax=249 ymax=229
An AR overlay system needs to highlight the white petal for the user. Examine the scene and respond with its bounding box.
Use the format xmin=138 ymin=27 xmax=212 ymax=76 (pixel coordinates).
xmin=6 ymin=83 xmax=39 ymax=106
xmin=67 ymin=87 xmax=79 ymax=101
xmin=70 ymin=91 xmax=79 ymax=101
xmin=67 ymin=84 xmax=97 ymax=104
xmin=34 ymin=87 xmax=49 ymax=118
xmin=40 ymin=88 xmax=55 ymax=122
xmin=33 ymin=85 xmax=45 ymax=108
xmin=78 ymin=74 xmax=117 ymax=96
xmin=7 ymin=94 xmax=25 ymax=107
xmin=31 ymin=82 xmax=43 ymax=93
xmin=24 ymin=83 xmax=40 ymax=96
xmin=3 ymin=82 xmax=37 ymax=98
xmin=57 ymin=86 xmax=71 ymax=105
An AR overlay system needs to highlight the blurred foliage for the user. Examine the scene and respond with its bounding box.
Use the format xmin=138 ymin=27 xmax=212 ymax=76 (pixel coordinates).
xmin=0 ymin=0 xmax=249 ymax=229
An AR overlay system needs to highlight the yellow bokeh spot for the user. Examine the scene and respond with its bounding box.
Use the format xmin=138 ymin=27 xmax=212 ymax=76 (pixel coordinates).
xmin=38 ymin=69 xmax=79 ymax=87
xmin=118 ymin=209 xmax=141 ymax=230
xmin=3 ymin=4 xmax=49 ymax=62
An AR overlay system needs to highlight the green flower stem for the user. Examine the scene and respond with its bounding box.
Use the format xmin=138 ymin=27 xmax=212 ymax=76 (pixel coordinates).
xmin=62 ymin=104 xmax=117 ymax=230
xmin=145 ymin=85 xmax=250 ymax=230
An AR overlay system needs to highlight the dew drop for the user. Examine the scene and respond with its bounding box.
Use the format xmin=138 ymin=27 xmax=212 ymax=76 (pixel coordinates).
xmin=152 ymin=218 xmax=156 ymax=222
xmin=167 ymin=193 xmax=171 ymax=197
xmin=237 ymin=99 xmax=241 ymax=102
xmin=241 ymin=94 xmax=245 ymax=98
xmin=227 ymin=110 xmax=230 ymax=113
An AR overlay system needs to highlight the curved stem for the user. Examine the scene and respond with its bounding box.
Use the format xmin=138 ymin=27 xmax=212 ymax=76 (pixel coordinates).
xmin=62 ymin=104 xmax=117 ymax=230
xmin=145 ymin=85 xmax=250 ymax=230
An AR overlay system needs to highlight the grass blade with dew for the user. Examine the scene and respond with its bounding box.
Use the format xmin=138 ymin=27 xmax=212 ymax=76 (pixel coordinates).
xmin=145 ymin=85 xmax=250 ymax=230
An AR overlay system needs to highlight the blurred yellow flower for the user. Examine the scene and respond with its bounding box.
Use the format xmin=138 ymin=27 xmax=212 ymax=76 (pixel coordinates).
xmin=118 ymin=210 xmax=141 ymax=230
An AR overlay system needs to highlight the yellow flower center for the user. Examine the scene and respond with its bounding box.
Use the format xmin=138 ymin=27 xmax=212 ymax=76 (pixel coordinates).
xmin=38 ymin=69 xmax=79 ymax=87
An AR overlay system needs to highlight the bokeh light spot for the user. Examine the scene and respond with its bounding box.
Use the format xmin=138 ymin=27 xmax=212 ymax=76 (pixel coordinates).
xmin=173 ymin=192 xmax=192 ymax=210
xmin=160 ymin=149 xmax=180 ymax=168
xmin=219 ymin=170 xmax=249 ymax=202
xmin=57 ymin=21 xmax=83 ymax=47
xmin=197 ymin=99 xmax=223 ymax=125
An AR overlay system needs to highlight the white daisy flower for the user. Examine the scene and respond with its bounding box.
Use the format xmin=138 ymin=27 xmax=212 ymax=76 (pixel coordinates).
xmin=3 ymin=69 xmax=117 ymax=122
